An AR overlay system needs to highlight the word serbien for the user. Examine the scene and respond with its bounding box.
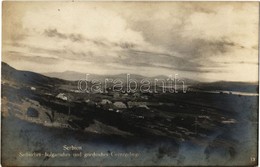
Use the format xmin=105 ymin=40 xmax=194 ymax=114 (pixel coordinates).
xmin=63 ymin=145 xmax=82 ymax=151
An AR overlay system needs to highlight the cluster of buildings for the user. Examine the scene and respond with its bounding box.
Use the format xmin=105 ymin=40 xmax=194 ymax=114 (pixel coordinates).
xmin=85 ymin=98 xmax=151 ymax=113
xmin=55 ymin=91 xmax=151 ymax=113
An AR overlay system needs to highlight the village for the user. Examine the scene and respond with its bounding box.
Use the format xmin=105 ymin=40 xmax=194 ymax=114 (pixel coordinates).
xmin=1 ymin=81 xmax=238 ymax=141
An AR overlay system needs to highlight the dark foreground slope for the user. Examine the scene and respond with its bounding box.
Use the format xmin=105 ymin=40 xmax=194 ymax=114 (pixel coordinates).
xmin=1 ymin=62 xmax=258 ymax=166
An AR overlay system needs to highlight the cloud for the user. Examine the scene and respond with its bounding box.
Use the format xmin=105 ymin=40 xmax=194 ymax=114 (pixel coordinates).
xmin=127 ymin=3 xmax=258 ymax=55
xmin=3 ymin=51 xmax=60 ymax=65
xmin=2 ymin=2 xmax=259 ymax=82
xmin=173 ymin=38 xmax=237 ymax=59
xmin=22 ymin=4 xmax=147 ymax=45
xmin=44 ymin=29 xmax=67 ymax=39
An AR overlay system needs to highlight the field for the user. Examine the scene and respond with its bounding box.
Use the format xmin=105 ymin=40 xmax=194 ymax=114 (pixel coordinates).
xmin=1 ymin=62 xmax=258 ymax=166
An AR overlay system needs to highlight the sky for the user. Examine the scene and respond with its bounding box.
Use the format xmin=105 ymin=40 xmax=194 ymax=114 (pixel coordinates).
xmin=2 ymin=2 xmax=259 ymax=82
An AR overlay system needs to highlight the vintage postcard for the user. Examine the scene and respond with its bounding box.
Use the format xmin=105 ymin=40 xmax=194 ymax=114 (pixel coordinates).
xmin=1 ymin=1 xmax=259 ymax=166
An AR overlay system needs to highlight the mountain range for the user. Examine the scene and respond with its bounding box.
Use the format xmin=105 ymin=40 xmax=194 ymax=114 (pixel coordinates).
xmin=2 ymin=62 xmax=258 ymax=93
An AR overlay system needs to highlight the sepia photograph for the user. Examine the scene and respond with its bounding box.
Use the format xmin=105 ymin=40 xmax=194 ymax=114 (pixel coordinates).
xmin=1 ymin=1 xmax=259 ymax=166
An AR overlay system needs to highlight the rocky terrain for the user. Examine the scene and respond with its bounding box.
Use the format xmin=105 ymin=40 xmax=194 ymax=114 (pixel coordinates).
xmin=1 ymin=62 xmax=258 ymax=166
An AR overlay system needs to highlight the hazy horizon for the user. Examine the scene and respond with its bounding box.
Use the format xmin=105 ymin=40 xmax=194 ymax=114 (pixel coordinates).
xmin=3 ymin=61 xmax=258 ymax=84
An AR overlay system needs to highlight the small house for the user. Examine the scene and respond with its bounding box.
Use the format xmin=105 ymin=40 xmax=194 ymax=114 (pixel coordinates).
xmin=101 ymin=99 xmax=112 ymax=105
xmin=139 ymin=104 xmax=149 ymax=110
xmin=56 ymin=93 xmax=68 ymax=101
xmin=113 ymin=102 xmax=127 ymax=109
